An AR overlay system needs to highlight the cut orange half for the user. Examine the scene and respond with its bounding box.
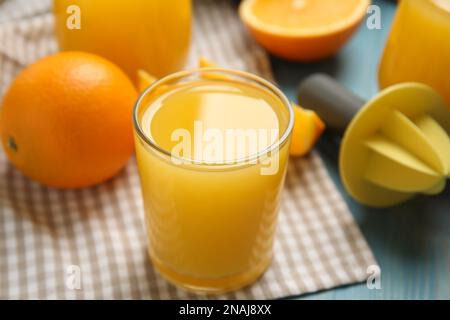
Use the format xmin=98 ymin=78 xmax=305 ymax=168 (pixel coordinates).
xmin=239 ymin=0 xmax=370 ymax=61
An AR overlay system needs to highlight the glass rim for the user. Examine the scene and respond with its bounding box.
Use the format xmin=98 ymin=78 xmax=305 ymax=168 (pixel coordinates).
xmin=132 ymin=67 xmax=294 ymax=167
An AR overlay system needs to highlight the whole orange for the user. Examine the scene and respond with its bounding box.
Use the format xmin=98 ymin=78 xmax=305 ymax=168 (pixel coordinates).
xmin=0 ymin=52 xmax=138 ymax=188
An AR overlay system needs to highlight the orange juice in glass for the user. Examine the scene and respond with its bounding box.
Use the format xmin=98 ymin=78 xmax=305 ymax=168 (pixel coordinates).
xmin=379 ymin=0 xmax=450 ymax=107
xmin=53 ymin=0 xmax=191 ymax=82
xmin=133 ymin=69 xmax=293 ymax=293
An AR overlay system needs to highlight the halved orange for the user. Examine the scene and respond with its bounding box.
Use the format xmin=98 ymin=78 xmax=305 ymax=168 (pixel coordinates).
xmin=239 ymin=0 xmax=370 ymax=61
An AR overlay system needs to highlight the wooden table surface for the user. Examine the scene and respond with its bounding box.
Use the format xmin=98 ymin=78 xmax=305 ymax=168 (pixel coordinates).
xmin=271 ymin=0 xmax=450 ymax=300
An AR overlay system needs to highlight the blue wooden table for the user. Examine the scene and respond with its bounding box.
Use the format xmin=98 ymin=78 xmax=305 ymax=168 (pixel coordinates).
xmin=271 ymin=0 xmax=450 ymax=300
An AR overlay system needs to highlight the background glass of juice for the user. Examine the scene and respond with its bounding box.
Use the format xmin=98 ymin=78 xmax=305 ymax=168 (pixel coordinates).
xmin=133 ymin=69 xmax=293 ymax=293
xmin=53 ymin=0 xmax=191 ymax=82
xmin=379 ymin=0 xmax=450 ymax=107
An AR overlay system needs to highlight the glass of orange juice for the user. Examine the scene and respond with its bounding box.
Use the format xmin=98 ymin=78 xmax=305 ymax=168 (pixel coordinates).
xmin=53 ymin=0 xmax=191 ymax=82
xmin=379 ymin=0 xmax=450 ymax=107
xmin=133 ymin=69 xmax=293 ymax=293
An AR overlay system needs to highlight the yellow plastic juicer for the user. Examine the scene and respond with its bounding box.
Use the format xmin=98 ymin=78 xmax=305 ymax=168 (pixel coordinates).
xmin=298 ymin=74 xmax=450 ymax=207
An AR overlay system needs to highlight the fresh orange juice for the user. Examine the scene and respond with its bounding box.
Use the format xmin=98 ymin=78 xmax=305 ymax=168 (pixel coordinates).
xmin=53 ymin=0 xmax=191 ymax=82
xmin=133 ymin=69 xmax=293 ymax=293
xmin=379 ymin=0 xmax=450 ymax=107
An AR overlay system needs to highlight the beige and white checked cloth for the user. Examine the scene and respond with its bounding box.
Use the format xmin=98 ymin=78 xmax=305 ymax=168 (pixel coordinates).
xmin=0 ymin=0 xmax=377 ymax=299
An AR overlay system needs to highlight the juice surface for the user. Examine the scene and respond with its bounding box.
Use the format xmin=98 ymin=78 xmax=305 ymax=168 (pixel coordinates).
xmin=141 ymin=81 xmax=282 ymax=162
xmin=53 ymin=0 xmax=191 ymax=82
xmin=379 ymin=0 xmax=450 ymax=107
xmin=134 ymin=79 xmax=291 ymax=292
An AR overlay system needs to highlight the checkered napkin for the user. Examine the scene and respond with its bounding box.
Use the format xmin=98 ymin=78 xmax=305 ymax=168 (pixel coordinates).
xmin=0 ymin=0 xmax=377 ymax=299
